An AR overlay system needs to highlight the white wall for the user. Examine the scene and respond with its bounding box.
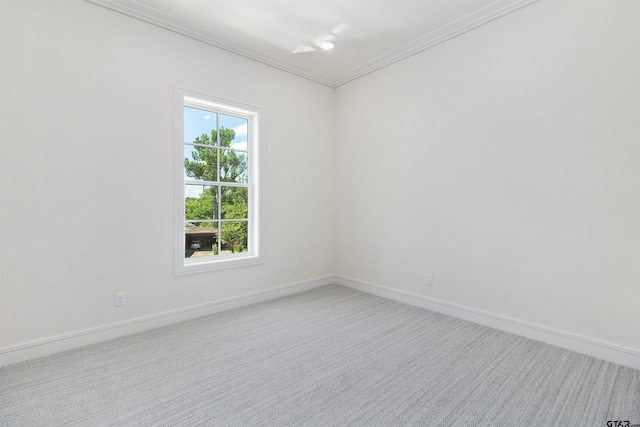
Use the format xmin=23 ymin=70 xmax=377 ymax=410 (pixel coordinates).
xmin=0 ymin=0 xmax=335 ymax=355
xmin=335 ymin=0 xmax=640 ymax=352
xmin=2 ymin=0 xmax=639 ymax=367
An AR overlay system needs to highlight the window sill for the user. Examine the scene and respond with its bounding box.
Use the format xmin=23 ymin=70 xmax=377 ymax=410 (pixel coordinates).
xmin=175 ymin=253 xmax=263 ymax=276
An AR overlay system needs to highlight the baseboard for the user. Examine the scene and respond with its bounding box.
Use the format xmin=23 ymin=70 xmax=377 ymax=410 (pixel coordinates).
xmin=335 ymin=275 xmax=640 ymax=371
xmin=4 ymin=274 xmax=639 ymax=371
xmin=0 ymin=276 xmax=334 ymax=367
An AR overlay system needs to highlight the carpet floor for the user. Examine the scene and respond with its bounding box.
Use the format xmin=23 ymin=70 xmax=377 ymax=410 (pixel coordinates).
xmin=1 ymin=285 xmax=639 ymax=426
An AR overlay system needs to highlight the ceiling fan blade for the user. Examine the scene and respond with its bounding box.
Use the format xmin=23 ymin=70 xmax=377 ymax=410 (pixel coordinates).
xmin=292 ymin=45 xmax=316 ymax=54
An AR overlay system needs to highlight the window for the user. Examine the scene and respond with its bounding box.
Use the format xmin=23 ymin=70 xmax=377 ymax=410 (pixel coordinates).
xmin=176 ymin=90 xmax=262 ymax=275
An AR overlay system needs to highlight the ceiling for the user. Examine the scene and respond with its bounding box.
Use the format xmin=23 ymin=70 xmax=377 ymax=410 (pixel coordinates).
xmin=85 ymin=0 xmax=539 ymax=87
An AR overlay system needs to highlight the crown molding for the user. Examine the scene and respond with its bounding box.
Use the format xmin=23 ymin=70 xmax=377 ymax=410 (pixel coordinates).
xmin=83 ymin=0 xmax=336 ymax=86
xmin=333 ymin=0 xmax=541 ymax=87
xmin=84 ymin=0 xmax=539 ymax=88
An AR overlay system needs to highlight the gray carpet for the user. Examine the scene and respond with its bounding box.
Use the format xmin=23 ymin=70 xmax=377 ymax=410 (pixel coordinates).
xmin=1 ymin=285 xmax=639 ymax=426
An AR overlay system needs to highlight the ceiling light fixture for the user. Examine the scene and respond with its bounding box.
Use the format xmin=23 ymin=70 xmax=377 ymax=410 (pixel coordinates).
xmin=319 ymin=40 xmax=335 ymax=50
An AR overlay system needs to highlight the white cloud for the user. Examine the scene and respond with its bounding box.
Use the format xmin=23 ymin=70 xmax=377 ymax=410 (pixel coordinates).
xmin=231 ymin=141 xmax=248 ymax=151
xmin=233 ymin=123 xmax=247 ymax=137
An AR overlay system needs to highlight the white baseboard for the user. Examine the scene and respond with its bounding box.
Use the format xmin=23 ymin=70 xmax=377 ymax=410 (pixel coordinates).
xmin=4 ymin=275 xmax=639 ymax=371
xmin=0 ymin=276 xmax=334 ymax=367
xmin=335 ymin=275 xmax=640 ymax=371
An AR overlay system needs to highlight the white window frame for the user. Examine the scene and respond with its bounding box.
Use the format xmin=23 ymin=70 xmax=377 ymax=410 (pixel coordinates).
xmin=175 ymin=89 xmax=263 ymax=275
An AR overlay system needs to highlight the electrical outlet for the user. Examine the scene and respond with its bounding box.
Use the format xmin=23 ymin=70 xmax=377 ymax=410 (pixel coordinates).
xmin=115 ymin=292 xmax=126 ymax=306
xmin=293 ymin=262 xmax=299 ymax=273
xmin=426 ymin=274 xmax=433 ymax=286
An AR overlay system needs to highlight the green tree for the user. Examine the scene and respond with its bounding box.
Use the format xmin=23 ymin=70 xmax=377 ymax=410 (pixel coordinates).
xmin=220 ymin=187 xmax=248 ymax=253
xmin=184 ymin=127 xmax=248 ymax=253
xmin=185 ymin=128 xmax=247 ymax=182
xmin=185 ymin=187 xmax=216 ymax=225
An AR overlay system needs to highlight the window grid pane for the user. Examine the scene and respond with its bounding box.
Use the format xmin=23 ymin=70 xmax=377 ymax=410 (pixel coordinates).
xmin=220 ymin=150 xmax=248 ymax=183
xmin=221 ymin=186 xmax=248 ymax=219
xmin=220 ymin=220 xmax=248 ymax=255
xmin=185 ymin=221 xmax=219 ymax=258
xmin=184 ymin=145 xmax=218 ymax=182
xmin=184 ymin=107 xmax=217 ymax=146
xmin=185 ymin=185 xmax=218 ymax=221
